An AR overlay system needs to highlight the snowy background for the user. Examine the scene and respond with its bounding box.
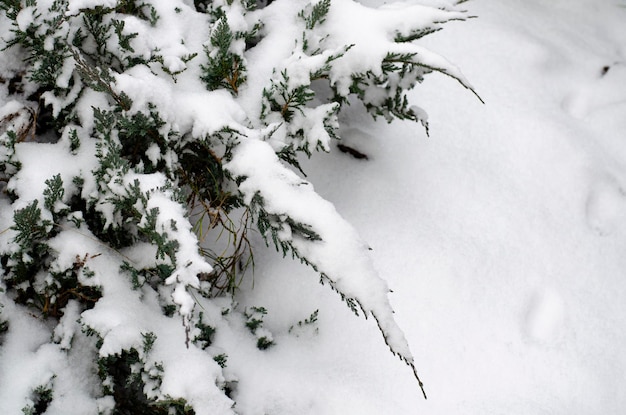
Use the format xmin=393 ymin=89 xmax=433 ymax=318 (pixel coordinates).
xmin=1 ymin=0 xmax=626 ymax=413
xmin=234 ymin=0 xmax=626 ymax=413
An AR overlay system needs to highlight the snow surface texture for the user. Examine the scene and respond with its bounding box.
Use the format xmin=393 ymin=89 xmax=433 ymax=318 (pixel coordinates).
xmin=1 ymin=0 xmax=626 ymax=414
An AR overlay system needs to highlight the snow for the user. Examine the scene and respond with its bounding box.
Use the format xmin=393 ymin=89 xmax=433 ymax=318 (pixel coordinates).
xmin=8 ymin=141 xmax=89 ymax=207
xmin=15 ymin=6 xmax=36 ymax=31
xmin=2 ymin=0 xmax=626 ymax=413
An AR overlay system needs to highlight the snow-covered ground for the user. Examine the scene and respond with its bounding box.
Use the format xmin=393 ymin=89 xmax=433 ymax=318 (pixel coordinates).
xmin=234 ymin=1 xmax=626 ymax=413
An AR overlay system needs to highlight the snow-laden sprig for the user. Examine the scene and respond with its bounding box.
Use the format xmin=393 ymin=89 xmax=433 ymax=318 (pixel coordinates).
xmin=323 ymin=0 xmax=478 ymax=94
xmin=225 ymin=134 xmax=428 ymax=397
xmin=286 ymin=0 xmax=482 ymax=130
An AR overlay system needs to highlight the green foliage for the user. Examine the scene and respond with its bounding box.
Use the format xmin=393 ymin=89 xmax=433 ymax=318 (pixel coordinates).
xmin=73 ymin=52 xmax=133 ymax=109
xmin=111 ymin=19 xmax=138 ymax=52
xmin=299 ymin=0 xmax=331 ymax=30
xmin=304 ymin=309 xmax=318 ymax=324
xmin=256 ymin=336 xmax=273 ymax=350
xmin=193 ymin=312 xmax=216 ymax=349
xmin=43 ymin=174 xmax=65 ymax=213
xmin=142 ymin=331 xmax=157 ymax=354
xmin=289 ymin=309 xmax=318 ymax=333
xmin=21 ymin=384 xmax=53 ymax=415
xmin=0 ymin=0 xmax=22 ymax=21
xmin=98 ymin=349 xmax=152 ymax=412
xmin=213 ymin=353 xmax=228 ymax=368
xmin=12 ymin=200 xmax=52 ymax=249
xmin=152 ymin=397 xmax=195 ymax=415
xmin=244 ymin=306 xmax=267 ymax=332
xmin=201 ymin=17 xmax=246 ymax=94
xmin=0 ymin=320 xmax=7 ymax=344
xmin=262 ymin=69 xmax=315 ymax=123
xmin=245 ymin=306 xmax=275 ymax=350
xmin=139 ymin=207 xmax=180 ymax=263
xmin=0 ymin=316 xmax=7 ymax=336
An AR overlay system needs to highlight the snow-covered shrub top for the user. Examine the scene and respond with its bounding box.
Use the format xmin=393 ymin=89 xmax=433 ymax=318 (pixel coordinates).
xmin=0 ymin=0 xmax=476 ymax=413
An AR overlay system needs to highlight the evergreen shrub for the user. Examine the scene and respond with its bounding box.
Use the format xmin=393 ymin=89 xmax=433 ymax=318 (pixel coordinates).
xmin=0 ymin=0 xmax=477 ymax=412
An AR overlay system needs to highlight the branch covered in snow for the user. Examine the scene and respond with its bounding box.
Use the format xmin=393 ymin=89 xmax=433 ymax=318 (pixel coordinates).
xmin=0 ymin=0 xmax=476 ymax=411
